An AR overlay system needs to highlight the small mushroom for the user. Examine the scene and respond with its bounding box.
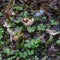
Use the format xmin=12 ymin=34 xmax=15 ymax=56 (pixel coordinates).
xmin=7 ymin=28 xmax=24 ymax=41
xmin=22 ymin=18 xmax=34 ymax=27
xmin=3 ymin=22 xmax=10 ymax=28
xmin=46 ymin=29 xmax=60 ymax=36
xmin=12 ymin=35 xmax=19 ymax=41
xmin=46 ymin=29 xmax=60 ymax=44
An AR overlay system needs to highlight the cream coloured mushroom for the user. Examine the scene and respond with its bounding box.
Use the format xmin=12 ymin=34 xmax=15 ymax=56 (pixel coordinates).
xmin=46 ymin=29 xmax=60 ymax=36
xmin=22 ymin=18 xmax=34 ymax=27
xmin=46 ymin=29 xmax=60 ymax=43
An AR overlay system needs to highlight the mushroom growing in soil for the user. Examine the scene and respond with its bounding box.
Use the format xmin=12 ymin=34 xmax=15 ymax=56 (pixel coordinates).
xmin=46 ymin=29 xmax=60 ymax=45
xmin=7 ymin=28 xmax=24 ymax=41
xmin=46 ymin=29 xmax=60 ymax=36
xmin=3 ymin=22 xmax=23 ymax=42
xmin=22 ymin=18 xmax=34 ymax=27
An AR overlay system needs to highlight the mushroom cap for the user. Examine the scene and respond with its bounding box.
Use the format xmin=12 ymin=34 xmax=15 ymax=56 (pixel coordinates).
xmin=22 ymin=18 xmax=34 ymax=27
xmin=46 ymin=29 xmax=60 ymax=36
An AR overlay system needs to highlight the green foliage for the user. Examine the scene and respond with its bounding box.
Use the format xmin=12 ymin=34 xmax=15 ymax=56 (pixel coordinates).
xmin=15 ymin=17 xmax=22 ymax=23
xmin=0 ymin=12 xmax=4 ymax=17
xmin=42 ymin=16 xmax=47 ymax=19
xmin=50 ymin=19 xmax=59 ymax=25
xmin=13 ymin=38 xmax=42 ymax=59
xmin=3 ymin=48 xmax=14 ymax=55
xmin=0 ymin=40 xmax=4 ymax=46
xmin=27 ymin=26 xmax=36 ymax=33
xmin=0 ymin=54 xmax=2 ymax=60
xmin=15 ymin=50 xmax=34 ymax=59
xmin=23 ymin=11 xmax=29 ymax=18
xmin=0 ymin=28 xmax=4 ymax=40
xmin=24 ymin=38 xmax=42 ymax=49
xmin=13 ymin=5 xmax=23 ymax=11
xmin=7 ymin=56 xmax=16 ymax=60
xmin=37 ymin=24 xmax=46 ymax=31
xmin=35 ymin=17 xmax=41 ymax=22
xmin=16 ymin=26 xmax=25 ymax=31
xmin=0 ymin=1 xmax=60 ymax=60
xmin=56 ymin=39 xmax=60 ymax=45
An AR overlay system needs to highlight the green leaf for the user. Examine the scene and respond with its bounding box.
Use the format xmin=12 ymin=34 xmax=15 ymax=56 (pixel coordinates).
xmin=0 ymin=54 xmax=2 ymax=60
xmin=37 ymin=24 xmax=46 ymax=31
xmin=7 ymin=56 xmax=16 ymax=60
xmin=56 ymin=40 xmax=60 ymax=45
xmin=0 ymin=28 xmax=4 ymax=40
xmin=15 ymin=18 xmax=22 ymax=23
xmin=50 ymin=19 xmax=59 ymax=25
xmin=3 ymin=48 xmax=11 ymax=55
xmin=27 ymin=26 xmax=36 ymax=33
xmin=23 ymin=11 xmax=29 ymax=18
xmin=42 ymin=16 xmax=47 ymax=19
xmin=3 ymin=48 xmax=14 ymax=55
xmin=0 ymin=40 xmax=4 ymax=46
xmin=0 ymin=12 xmax=4 ymax=17
xmin=13 ymin=6 xmax=23 ymax=11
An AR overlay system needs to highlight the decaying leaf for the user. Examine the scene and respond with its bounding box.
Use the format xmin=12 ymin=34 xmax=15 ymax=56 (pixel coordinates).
xmin=22 ymin=18 xmax=34 ymax=27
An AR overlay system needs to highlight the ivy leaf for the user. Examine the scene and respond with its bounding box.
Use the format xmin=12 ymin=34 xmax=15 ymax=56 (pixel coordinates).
xmin=27 ymin=26 xmax=36 ymax=33
xmin=0 ymin=12 xmax=4 ymax=17
xmin=56 ymin=40 xmax=60 ymax=45
xmin=0 ymin=54 xmax=2 ymax=60
xmin=3 ymin=48 xmax=14 ymax=55
xmin=0 ymin=40 xmax=4 ymax=46
xmin=3 ymin=48 xmax=10 ymax=55
xmin=0 ymin=28 xmax=4 ymax=40
xmin=15 ymin=18 xmax=22 ymax=23
xmin=37 ymin=24 xmax=46 ymax=31
xmin=23 ymin=11 xmax=29 ymax=18
xmin=13 ymin=5 xmax=23 ymax=11
xmin=50 ymin=19 xmax=59 ymax=25
xmin=42 ymin=16 xmax=47 ymax=19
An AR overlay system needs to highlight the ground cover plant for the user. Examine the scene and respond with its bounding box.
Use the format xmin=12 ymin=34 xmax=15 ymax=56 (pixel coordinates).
xmin=0 ymin=0 xmax=60 ymax=60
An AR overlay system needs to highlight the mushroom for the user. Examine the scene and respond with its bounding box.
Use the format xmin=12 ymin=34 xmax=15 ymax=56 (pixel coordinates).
xmin=7 ymin=28 xmax=23 ymax=42
xmin=46 ymin=29 xmax=60 ymax=36
xmin=3 ymin=22 xmax=10 ymax=28
xmin=46 ymin=29 xmax=60 ymax=44
xmin=3 ymin=22 xmax=22 ymax=42
xmin=22 ymin=18 xmax=34 ymax=27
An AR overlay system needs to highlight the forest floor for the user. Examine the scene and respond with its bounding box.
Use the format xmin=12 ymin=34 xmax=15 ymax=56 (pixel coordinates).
xmin=0 ymin=0 xmax=60 ymax=60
